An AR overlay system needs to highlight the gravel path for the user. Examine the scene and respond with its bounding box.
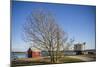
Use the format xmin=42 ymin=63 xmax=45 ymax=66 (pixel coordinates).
xmin=68 ymin=56 xmax=95 ymax=61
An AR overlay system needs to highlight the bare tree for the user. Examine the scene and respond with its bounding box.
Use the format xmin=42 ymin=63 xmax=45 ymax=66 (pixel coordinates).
xmin=64 ymin=38 xmax=75 ymax=51
xmin=23 ymin=9 xmax=67 ymax=63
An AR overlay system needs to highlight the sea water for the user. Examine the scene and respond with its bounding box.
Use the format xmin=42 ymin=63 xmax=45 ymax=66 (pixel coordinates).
xmin=11 ymin=52 xmax=27 ymax=59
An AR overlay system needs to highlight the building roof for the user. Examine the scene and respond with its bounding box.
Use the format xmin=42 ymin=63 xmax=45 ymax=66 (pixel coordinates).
xmin=30 ymin=47 xmax=41 ymax=52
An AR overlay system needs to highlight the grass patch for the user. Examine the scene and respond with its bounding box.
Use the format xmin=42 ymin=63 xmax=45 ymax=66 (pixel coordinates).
xmin=60 ymin=56 xmax=83 ymax=63
xmin=11 ymin=56 xmax=84 ymax=67
xmin=81 ymin=54 xmax=96 ymax=59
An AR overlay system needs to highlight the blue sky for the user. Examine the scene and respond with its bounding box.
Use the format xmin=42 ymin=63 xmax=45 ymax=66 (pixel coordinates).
xmin=11 ymin=1 xmax=96 ymax=52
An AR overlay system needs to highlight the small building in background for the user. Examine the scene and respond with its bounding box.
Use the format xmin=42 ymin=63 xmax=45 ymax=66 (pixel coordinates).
xmin=27 ymin=47 xmax=41 ymax=58
xmin=74 ymin=42 xmax=85 ymax=55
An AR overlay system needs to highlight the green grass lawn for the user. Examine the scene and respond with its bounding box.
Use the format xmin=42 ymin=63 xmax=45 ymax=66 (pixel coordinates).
xmin=11 ymin=56 xmax=84 ymax=67
xmin=60 ymin=56 xmax=83 ymax=63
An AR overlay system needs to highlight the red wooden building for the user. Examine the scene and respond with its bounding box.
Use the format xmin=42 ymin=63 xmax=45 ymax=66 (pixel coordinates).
xmin=27 ymin=47 xmax=41 ymax=58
